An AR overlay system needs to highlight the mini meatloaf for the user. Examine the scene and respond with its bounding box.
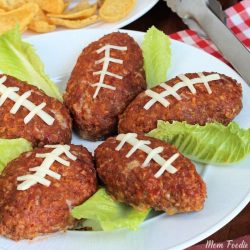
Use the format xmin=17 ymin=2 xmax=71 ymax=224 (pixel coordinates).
xmin=0 ymin=144 xmax=97 ymax=240
xmin=0 ymin=75 xmax=72 ymax=146
xmin=95 ymin=133 xmax=206 ymax=214
xmin=119 ymin=72 xmax=242 ymax=134
xmin=64 ymin=32 xmax=146 ymax=141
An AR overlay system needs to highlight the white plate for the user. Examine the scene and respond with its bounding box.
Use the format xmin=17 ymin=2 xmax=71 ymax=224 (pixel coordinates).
xmin=1 ymin=29 xmax=250 ymax=250
xmin=25 ymin=0 xmax=159 ymax=36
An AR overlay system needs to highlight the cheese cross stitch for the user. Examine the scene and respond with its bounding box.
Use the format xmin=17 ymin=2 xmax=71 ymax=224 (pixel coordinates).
xmin=92 ymin=44 xmax=127 ymax=99
xmin=116 ymin=133 xmax=179 ymax=176
xmin=144 ymin=73 xmax=221 ymax=110
xmin=0 ymin=76 xmax=55 ymax=125
xmin=17 ymin=145 xmax=77 ymax=191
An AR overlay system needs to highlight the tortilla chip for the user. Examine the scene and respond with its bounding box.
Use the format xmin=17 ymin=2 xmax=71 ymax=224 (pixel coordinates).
xmin=49 ymin=14 xmax=99 ymax=28
xmin=32 ymin=0 xmax=64 ymax=14
xmin=28 ymin=7 xmax=55 ymax=33
xmin=0 ymin=3 xmax=39 ymax=33
xmin=99 ymin=0 xmax=136 ymax=22
xmin=0 ymin=0 xmax=27 ymax=10
xmin=31 ymin=6 xmax=47 ymax=21
xmin=66 ymin=0 xmax=91 ymax=12
xmin=63 ymin=1 xmax=71 ymax=11
xmin=97 ymin=0 xmax=105 ymax=8
xmin=47 ymin=4 xmax=97 ymax=19
xmin=29 ymin=20 xmax=56 ymax=33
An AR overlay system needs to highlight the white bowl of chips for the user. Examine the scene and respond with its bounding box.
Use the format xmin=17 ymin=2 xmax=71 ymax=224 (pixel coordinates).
xmin=0 ymin=0 xmax=159 ymax=35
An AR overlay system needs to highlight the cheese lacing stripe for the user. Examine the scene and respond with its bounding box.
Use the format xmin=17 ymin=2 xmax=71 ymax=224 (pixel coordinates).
xmin=197 ymin=72 xmax=212 ymax=94
xmin=17 ymin=145 xmax=77 ymax=191
xmin=126 ymin=140 xmax=151 ymax=158
xmin=0 ymin=76 xmax=55 ymax=125
xmin=45 ymin=145 xmax=77 ymax=160
xmin=154 ymin=153 xmax=180 ymax=178
xmin=10 ymin=90 xmax=32 ymax=114
xmin=0 ymin=86 xmax=19 ymax=106
xmin=92 ymin=44 xmax=127 ymax=99
xmin=115 ymin=133 xmax=137 ymax=151
xmin=144 ymin=73 xmax=220 ymax=110
xmin=24 ymin=102 xmax=46 ymax=124
xmin=116 ymin=133 xmax=179 ymax=176
xmin=142 ymin=146 xmax=164 ymax=167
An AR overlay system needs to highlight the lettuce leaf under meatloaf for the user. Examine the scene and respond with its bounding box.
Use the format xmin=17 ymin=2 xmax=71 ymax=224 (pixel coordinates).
xmin=0 ymin=138 xmax=32 ymax=173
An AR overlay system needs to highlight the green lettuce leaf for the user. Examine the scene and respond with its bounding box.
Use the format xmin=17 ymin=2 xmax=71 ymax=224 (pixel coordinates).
xmin=71 ymin=188 xmax=150 ymax=231
xmin=142 ymin=26 xmax=171 ymax=88
xmin=0 ymin=27 xmax=62 ymax=101
xmin=148 ymin=121 xmax=250 ymax=164
xmin=0 ymin=138 xmax=32 ymax=173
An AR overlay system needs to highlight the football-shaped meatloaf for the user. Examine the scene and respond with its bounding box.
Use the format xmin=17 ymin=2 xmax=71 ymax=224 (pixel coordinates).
xmin=64 ymin=32 xmax=146 ymax=141
xmin=95 ymin=133 xmax=206 ymax=214
xmin=0 ymin=75 xmax=72 ymax=146
xmin=0 ymin=144 xmax=97 ymax=240
xmin=119 ymin=72 xmax=242 ymax=134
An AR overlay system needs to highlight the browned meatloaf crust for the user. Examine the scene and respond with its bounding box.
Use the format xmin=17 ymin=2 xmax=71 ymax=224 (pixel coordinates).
xmin=0 ymin=144 xmax=97 ymax=240
xmin=64 ymin=32 xmax=146 ymax=141
xmin=118 ymin=72 xmax=242 ymax=134
xmin=0 ymin=75 xmax=72 ymax=147
xmin=95 ymin=134 xmax=206 ymax=215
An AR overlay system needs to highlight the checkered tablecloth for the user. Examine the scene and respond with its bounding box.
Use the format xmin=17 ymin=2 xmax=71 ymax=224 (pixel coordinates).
xmin=169 ymin=0 xmax=250 ymax=65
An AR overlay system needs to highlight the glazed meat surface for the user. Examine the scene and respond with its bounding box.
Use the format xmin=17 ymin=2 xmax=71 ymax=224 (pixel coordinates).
xmin=119 ymin=72 xmax=242 ymax=134
xmin=0 ymin=145 xmax=97 ymax=240
xmin=0 ymin=75 xmax=72 ymax=146
xmin=95 ymin=134 xmax=206 ymax=215
xmin=64 ymin=32 xmax=146 ymax=141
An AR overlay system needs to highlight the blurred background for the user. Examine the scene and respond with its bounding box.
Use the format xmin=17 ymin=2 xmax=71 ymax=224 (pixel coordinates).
xmin=125 ymin=0 xmax=241 ymax=34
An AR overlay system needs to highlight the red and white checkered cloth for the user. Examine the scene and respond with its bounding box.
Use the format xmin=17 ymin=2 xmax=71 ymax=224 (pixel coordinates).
xmin=169 ymin=0 xmax=250 ymax=65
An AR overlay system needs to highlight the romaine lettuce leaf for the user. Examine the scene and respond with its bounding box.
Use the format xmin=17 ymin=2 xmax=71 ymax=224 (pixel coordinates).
xmin=148 ymin=121 xmax=250 ymax=164
xmin=142 ymin=26 xmax=171 ymax=88
xmin=71 ymin=188 xmax=150 ymax=231
xmin=0 ymin=138 xmax=32 ymax=173
xmin=0 ymin=27 xmax=62 ymax=101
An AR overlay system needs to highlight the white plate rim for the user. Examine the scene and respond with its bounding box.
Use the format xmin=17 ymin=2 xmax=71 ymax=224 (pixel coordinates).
xmin=24 ymin=0 xmax=159 ymax=37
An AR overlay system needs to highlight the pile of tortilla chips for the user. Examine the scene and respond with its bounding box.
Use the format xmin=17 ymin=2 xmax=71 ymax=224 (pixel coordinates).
xmin=0 ymin=0 xmax=136 ymax=34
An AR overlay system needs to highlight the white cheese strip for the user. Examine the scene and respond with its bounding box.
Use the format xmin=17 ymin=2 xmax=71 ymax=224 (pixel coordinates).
xmin=116 ymin=133 xmax=137 ymax=151
xmin=96 ymin=57 xmax=123 ymax=65
xmin=0 ymin=76 xmax=55 ymax=125
xmin=24 ymin=102 xmax=46 ymax=124
xmin=116 ymin=133 xmax=178 ymax=175
xmin=10 ymin=91 xmax=32 ymax=114
xmin=36 ymin=153 xmax=70 ymax=166
xmin=197 ymin=72 xmax=212 ymax=94
xmin=92 ymin=82 xmax=116 ymax=91
xmin=144 ymin=73 xmax=221 ymax=110
xmin=160 ymin=83 xmax=182 ymax=100
xmin=178 ymin=74 xmax=197 ymax=94
xmin=17 ymin=179 xmax=37 ymax=191
xmin=0 ymin=87 xmax=19 ymax=106
xmin=145 ymin=89 xmax=170 ymax=109
xmin=92 ymin=44 xmax=127 ymax=99
xmin=45 ymin=145 xmax=77 ymax=160
xmin=142 ymin=146 xmax=164 ymax=167
xmin=154 ymin=153 xmax=179 ymax=178
xmin=17 ymin=145 xmax=77 ymax=191
xmin=96 ymin=44 xmax=127 ymax=54
xmin=45 ymin=145 xmax=70 ymax=149
xmin=93 ymin=71 xmax=123 ymax=80
xmin=17 ymin=174 xmax=51 ymax=187
xmin=126 ymin=140 xmax=151 ymax=158
xmin=29 ymin=166 xmax=61 ymax=180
